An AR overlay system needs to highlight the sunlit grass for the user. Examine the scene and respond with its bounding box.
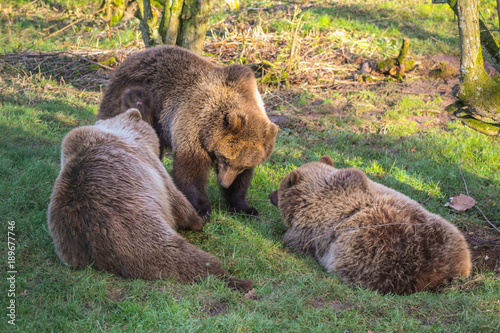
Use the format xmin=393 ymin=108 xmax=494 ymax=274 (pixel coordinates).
xmin=1 ymin=0 xmax=500 ymax=332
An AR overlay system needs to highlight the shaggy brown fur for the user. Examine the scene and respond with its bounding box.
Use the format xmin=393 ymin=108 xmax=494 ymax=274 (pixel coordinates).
xmin=269 ymin=156 xmax=472 ymax=294
xmin=48 ymin=109 xmax=252 ymax=291
xmin=98 ymin=46 xmax=278 ymax=218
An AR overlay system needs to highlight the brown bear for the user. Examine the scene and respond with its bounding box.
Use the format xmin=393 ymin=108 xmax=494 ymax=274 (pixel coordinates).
xmin=269 ymin=156 xmax=472 ymax=294
xmin=48 ymin=108 xmax=252 ymax=291
xmin=98 ymin=45 xmax=278 ymax=218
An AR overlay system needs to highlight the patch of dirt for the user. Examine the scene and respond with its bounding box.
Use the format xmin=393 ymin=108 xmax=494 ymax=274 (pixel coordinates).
xmin=369 ymin=145 xmax=401 ymax=156
xmin=107 ymin=285 xmax=128 ymax=302
xmin=152 ymin=286 xmax=185 ymax=301
xmin=311 ymin=297 xmax=352 ymax=310
xmin=410 ymin=111 xmax=454 ymax=130
xmin=244 ymin=288 xmax=264 ymax=301
xmin=270 ymin=114 xmax=308 ymax=131
xmin=202 ymin=299 xmax=228 ymax=316
xmin=465 ymin=226 xmax=500 ymax=274
xmin=269 ymin=115 xmax=290 ymax=126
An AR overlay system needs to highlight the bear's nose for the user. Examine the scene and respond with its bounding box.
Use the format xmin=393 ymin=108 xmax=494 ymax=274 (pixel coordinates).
xmin=269 ymin=190 xmax=279 ymax=207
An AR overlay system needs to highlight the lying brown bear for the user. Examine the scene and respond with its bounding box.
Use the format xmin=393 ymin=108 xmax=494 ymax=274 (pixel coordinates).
xmin=269 ymin=156 xmax=472 ymax=294
xmin=48 ymin=108 xmax=252 ymax=291
xmin=98 ymin=45 xmax=278 ymax=218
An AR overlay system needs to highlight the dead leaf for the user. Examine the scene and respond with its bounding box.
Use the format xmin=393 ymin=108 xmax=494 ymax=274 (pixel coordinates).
xmin=444 ymin=194 xmax=477 ymax=211
xmin=244 ymin=289 xmax=256 ymax=299
xmin=43 ymin=83 xmax=53 ymax=91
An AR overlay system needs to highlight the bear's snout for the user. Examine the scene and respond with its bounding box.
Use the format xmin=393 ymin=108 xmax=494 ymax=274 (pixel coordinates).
xmin=218 ymin=167 xmax=240 ymax=188
xmin=269 ymin=190 xmax=279 ymax=206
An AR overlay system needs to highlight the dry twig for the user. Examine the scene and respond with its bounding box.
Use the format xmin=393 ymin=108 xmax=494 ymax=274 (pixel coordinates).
xmin=29 ymin=6 xmax=111 ymax=50
xmin=459 ymin=153 xmax=500 ymax=235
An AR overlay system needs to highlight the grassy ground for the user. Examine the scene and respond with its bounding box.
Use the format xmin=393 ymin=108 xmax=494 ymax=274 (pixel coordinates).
xmin=1 ymin=0 xmax=500 ymax=331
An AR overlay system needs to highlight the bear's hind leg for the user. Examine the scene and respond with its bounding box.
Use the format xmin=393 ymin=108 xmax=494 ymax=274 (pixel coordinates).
xmin=166 ymin=236 xmax=253 ymax=291
xmin=166 ymin=183 xmax=205 ymax=231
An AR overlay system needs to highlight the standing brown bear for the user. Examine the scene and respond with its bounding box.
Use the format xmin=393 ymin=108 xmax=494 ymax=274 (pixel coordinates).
xmin=98 ymin=46 xmax=278 ymax=218
xmin=269 ymin=156 xmax=472 ymax=294
xmin=48 ymin=108 xmax=252 ymax=291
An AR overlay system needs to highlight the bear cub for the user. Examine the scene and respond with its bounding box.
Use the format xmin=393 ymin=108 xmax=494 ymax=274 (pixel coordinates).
xmin=98 ymin=45 xmax=278 ymax=218
xmin=269 ymin=156 xmax=472 ymax=294
xmin=48 ymin=107 xmax=252 ymax=291
xmin=120 ymin=86 xmax=157 ymax=127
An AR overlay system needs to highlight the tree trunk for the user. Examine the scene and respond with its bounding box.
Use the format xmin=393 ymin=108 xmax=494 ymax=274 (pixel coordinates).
xmin=134 ymin=0 xmax=213 ymax=54
xmin=498 ymin=0 xmax=500 ymax=32
xmin=448 ymin=0 xmax=500 ymax=73
xmin=445 ymin=0 xmax=500 ymax=135
xmin=159 ymin=0 xmax=184 ymax=45
xmin=177 ymin=0 xmax=215 ymax=54
xmin=135 ymin=0 xmax=160 ymax=46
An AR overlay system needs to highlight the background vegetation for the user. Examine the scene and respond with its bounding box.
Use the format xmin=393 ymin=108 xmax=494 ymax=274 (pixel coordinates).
xmin=1 ymin=0 xmax=499 ymax=331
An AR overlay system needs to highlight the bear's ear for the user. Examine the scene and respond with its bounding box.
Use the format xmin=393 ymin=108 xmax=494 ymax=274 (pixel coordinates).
xmin=288 ymin=170 xmax=302 ymax=187
xmin=226 ymin=112 xmax=246 ymax=133
xmin=225 ymin=65 xmax=255 ymax=84
xmin=124 ymin=108 xmax=142 ymax=122
xmin=267 ymin=122 xmax=278 ymax=139
xmin=319 ymin=155 xmax=334 ymax=166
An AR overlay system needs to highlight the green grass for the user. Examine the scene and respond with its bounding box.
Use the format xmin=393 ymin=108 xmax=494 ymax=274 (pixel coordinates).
xmin=0 ymin=0 xmax=140 ymax=52
xmin=1 ymin=0 xmax=500 ymax=332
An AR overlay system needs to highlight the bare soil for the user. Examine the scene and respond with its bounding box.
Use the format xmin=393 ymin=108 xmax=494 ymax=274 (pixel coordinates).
xmin=466 ymin=226 xmax=500 ymax=274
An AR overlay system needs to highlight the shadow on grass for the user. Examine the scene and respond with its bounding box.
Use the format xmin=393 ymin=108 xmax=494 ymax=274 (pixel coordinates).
xmin=0 ymin=52 xmax=110 ymax=91
xmin=0 ymin=95 xmax=95 ymax=236
xmin=0 ymin=92 xmax=96 ymax=126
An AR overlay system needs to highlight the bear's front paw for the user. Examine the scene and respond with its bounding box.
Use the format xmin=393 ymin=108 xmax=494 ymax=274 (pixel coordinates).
xmin=229 ymin=204 xmax=259 ymax=217
xmin=197 ymin=205 xmax=212 ymax=220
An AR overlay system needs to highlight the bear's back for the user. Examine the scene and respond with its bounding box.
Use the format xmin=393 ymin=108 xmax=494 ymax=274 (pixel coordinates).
xmin=98 ymin=46 xmax=218 ymax=121
xmin=326 ymin=172 xmax=472 ymax=294
xmin=48 ymin=119 xmax=173 ymax=274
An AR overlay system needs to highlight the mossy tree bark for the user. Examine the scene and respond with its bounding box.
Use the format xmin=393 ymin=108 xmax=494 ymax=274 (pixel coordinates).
xmin=135 ymin=0 xmax=159 ymax=46
xmin=498 ymin=0 xmax=500 ymax=32
xmin=448 ymin=0 xmax=500 ymax=73
xmin=134 ymin=0 xmax=214 ymax=54
xmin=177 ymin=0 xmax=215 ymax=54
xmin=158 ymin=0 xmax=184 ymax=45
xmin=445 ymin=0 xmax=500 ymax=135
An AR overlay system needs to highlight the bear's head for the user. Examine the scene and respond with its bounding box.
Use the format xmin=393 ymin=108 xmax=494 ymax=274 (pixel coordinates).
xmin=215 ymin=111 xmax=278 ymax=188
xmin=208 ymin=65 xmax=278 ymax=188
xmin=269 ymin=155 xmax=335 ymax=208
xmin=120 ymin=86 xmax=156 ymax=127
xmin=269 ymin=156 xmax=369 ymax=222
xmin=95 ymin=108 xmax=161 ymax=158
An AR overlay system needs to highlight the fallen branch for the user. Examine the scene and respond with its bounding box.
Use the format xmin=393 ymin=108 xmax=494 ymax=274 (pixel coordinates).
xmin=465 ymin=160 xmax=500 ymax=182
xmin=459 ymin=154 xmax=500 ymax=235
xmin=475 ymin=206 xmax=500 ymax=235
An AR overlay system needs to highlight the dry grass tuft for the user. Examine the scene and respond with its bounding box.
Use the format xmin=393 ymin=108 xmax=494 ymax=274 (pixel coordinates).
xmin=0 ymin=49 xmax=135 ymax=90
